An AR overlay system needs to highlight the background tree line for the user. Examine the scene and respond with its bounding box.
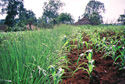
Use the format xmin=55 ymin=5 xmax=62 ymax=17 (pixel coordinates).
xmin=0 ymin=0 xmax=124 ymax=31
xmin=0 ymin=0 xmax=37 ymax=31
xmin=0 ymin=0 xmax=74 ymax=30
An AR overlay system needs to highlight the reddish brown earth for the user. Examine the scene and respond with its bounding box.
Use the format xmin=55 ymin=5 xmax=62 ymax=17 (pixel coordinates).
xmin=60 ymin=33 xmax=125 ymax=84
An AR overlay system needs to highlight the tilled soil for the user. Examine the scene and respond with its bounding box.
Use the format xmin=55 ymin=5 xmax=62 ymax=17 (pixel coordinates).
xmin=61 ymin=48 xmax=125 ymax=84
xmin=60 ymin=34 xmax=125 ymax=84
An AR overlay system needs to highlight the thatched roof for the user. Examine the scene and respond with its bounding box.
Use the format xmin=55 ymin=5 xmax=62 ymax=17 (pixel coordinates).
xmin=74 ymin=17 xmax=91 ymax=25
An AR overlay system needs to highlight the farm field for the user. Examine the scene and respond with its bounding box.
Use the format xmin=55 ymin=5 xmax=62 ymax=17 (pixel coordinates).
xmin=0 ymin=25 xmax=125 ymax=84
xmin=61 ymin=25 xmax=125 ymax=84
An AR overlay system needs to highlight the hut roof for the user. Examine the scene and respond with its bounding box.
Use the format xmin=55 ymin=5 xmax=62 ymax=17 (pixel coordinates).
xmin=74 ymin=17 xmax=91 ymax=25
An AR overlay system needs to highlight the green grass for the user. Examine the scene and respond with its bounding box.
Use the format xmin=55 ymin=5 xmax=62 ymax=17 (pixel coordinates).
xmin=0 ymin=25 xmax=79 ymax=84
xmin=0 ymin=24 xmax=125 ymax=84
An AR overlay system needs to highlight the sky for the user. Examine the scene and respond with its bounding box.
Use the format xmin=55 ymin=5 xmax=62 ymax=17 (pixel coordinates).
xmin=0 ymin=0 xmax=125 ymax=23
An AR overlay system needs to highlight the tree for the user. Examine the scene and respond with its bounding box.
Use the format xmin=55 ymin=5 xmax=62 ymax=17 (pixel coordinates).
xmin=0 ymin=0 xmax=24 ymax=27
xmin=89 ymin=12 xmax=103 ymax=25
xmin=27 ymin=12 xmax=37 ymax=30
xmin=56 ymin=13 xmax=74 ymax=24
xmin=42 ymin=0 xmax=64 ymax=22
xmin=37 ymin=17 xmax=49 ymax=28
xmin=118 ymin=14 xmax=125 ymax=25
xmin=84 ymin=0 xmax=105 ymax=25
xmin=18 ymin=9 xmax=37 ymax=29
xmin=84 ymin=0 xmax=105 ymax=18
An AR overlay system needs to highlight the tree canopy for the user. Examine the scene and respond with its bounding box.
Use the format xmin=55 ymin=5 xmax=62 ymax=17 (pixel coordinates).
xmin=42 ymin=0 xmax=64 ymax=22
xmin=89 ymin=12 xmax=103 ymax=25
xmin=84 ymin=0 xmax=105 ymax=18
xmin=56 ymin=13 xmax=74 ymax=24
xmin=0 ymin=0 xmax=24 ymax=27
xmin=18 ymin=9 xmax=37 ymax=29
xmin=84 ymin=0 xmax=105 ymax=25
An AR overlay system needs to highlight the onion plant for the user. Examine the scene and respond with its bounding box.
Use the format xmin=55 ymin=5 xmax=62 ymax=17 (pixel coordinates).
xmin=0 ymin=25 xmax=79 ymax=84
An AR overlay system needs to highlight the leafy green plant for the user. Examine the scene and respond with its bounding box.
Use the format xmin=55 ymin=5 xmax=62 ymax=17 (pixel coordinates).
xmin=102 ymin=41 xmax=122 ymax=60
xmin=87 ymin=52 xmax=95 ymax=75
xmin=48 ymin=65 xmax=64 ymax=84
xmin=85 ymin=42 xmax=89 ymax=49
xmin=102 ymin=45 xmax=117 ymax=60
xmin=114 ymin=46 xmax=125 ymax=70
xmin=77 ymin=53 xmax=85 ymax=65
xmin=0 ymin=25 xmax=79 ymax=84
xmin=73 ymin=51 xmax=95 ymax=80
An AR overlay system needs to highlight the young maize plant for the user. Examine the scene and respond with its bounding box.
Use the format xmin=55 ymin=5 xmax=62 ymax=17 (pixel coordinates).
xmin=114 ymin=46 xmax=125 ymax=70
xmin=48 ymin=65 xmax=65 ymax=84
xmin=77 ymin=53 xmax=85 ymax=65
xmin=73 ymin=50 xmax=95 ymax=80
xmin=87 ymin=52 xmax=95 ymax=78
xmin=85 ymin=42 xmax=89 ymax=49
xmin=102 ymin=38 xmax=121 ymax=60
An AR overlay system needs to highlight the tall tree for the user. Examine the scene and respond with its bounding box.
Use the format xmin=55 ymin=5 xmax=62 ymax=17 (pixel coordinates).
xmin=83 ymin=0 xmax=105 ymax=25
xmin=42 ymin=0 xmax=64 ymax=23
xmin=89 ymin=12 xmax=103 ymax=25
xmin=84 ymin=0 xmax=105 ymax=18
xmin=18 ymin=9 xmax=37 ymax=29
xmin=26 ymin=10 xmax=37 ymax=29
xmin=56 ymin=13 xmax=74 ymax=24
xmin=0 ymin=0 xmax=23 ymax=27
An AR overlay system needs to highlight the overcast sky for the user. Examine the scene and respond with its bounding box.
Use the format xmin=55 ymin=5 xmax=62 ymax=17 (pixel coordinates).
xmin=0 ymin=0 xmax=125 ymax=23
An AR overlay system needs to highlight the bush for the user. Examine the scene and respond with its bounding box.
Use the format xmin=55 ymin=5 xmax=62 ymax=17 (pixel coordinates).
xmin=7 ymin=24 xmax=26 ymax=32
xmin=56 ymin=13 xmax=74 ymax=24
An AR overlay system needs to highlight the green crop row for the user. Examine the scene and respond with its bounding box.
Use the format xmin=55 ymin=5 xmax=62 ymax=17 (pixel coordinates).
xmin=0 ymin=25 xmax=80 ymax=84
xmin=0 ymin=24 xmax=125 ymax=84
xmin=62 ymin=25 xmax=125 ymax=81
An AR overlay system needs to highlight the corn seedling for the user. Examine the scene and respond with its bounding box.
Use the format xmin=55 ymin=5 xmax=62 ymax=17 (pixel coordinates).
xmin=86 ymin=51 xmax=95 ymax=80
xmin=114 ymin=46 xmax=125 ymax=70
xmin=85 ymin=42 xmax=89 ymax=49
xmin=61 ymin=35 xmax=68 ymax=44
xmin=73 ymin=38 xmax=77 ymax=45
xmin=73 ymin=50 xmax=95 ymax=80
xmin=77 ymin=53 xmax=85 ymax=65
xmin=48 ymin=65 xmax=64 ymax=84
